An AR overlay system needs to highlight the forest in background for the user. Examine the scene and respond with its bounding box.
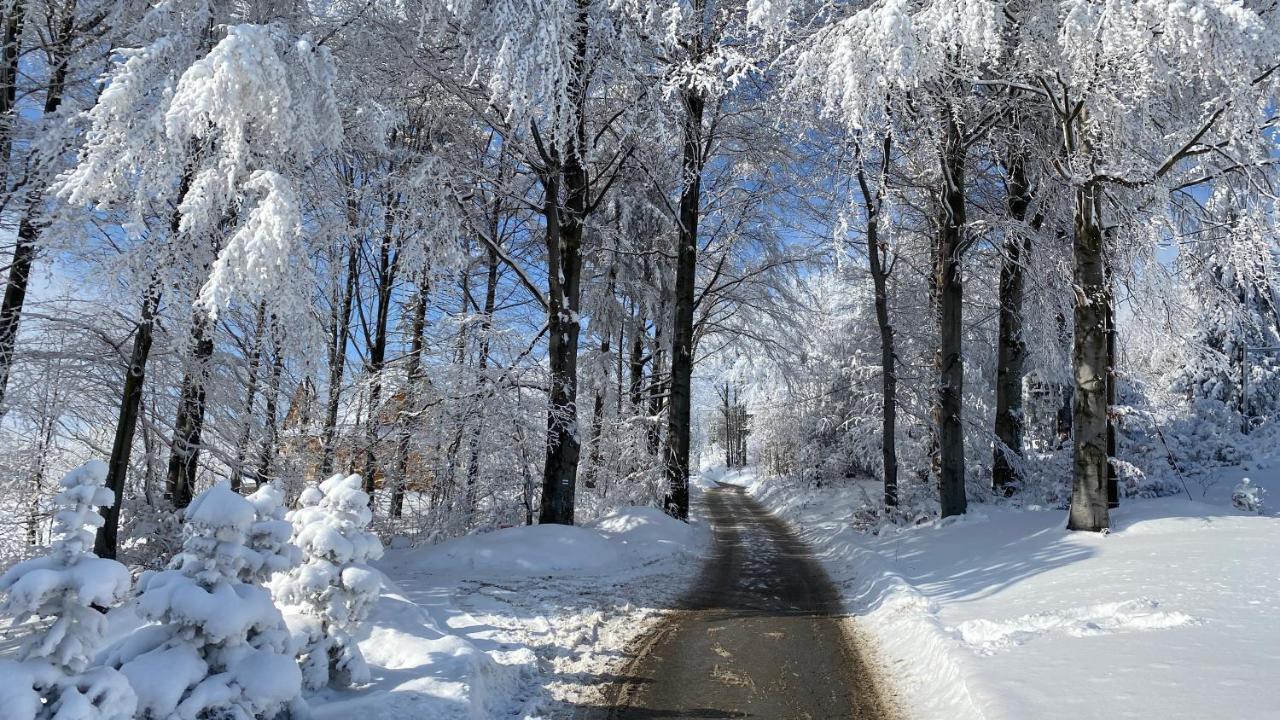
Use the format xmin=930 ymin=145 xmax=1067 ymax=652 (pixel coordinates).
xmin=0 ymin=0 xmax=1278 ymax=568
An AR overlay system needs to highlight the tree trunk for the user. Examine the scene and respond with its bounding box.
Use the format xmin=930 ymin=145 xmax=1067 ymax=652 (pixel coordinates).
xmin=392 ymin=282 xmax=429 ymax=519
xmin=584 ymin=336 xmax=609 ymax=489
xmin=1105 ymin=267 xmax=1119 ymax=509
xmin=993 ymin=154 xmax=1034 ymax=496
xmin=0 ymin=1 xmax=75 ymax=417
xmin=539 ymin=166 xmax=585 ymax=525
xmin=719 ymin=382 xmax=732 ymax=468
xmin=97 ymin=154 xmax=196 ymax=555
xmin=165 ymin=311 xmax=213 ymax=509
xmin=1054 ymin=310 xmax=1074 ymax=447
xmin=1067 ymin=179 xmax=1110 ymax=531
xmin=585 ymin=266 xmax=616 ymax=490
xmin=537 ymin=0 xmax=590 ymax=526
xmin=0 ymin=0 xmax=27 ymax=195
xmin=321 ymin=238 xmax=358 ymax=476
xmin=936 ymin=114 xmax=967 ymax=518
xmin=664 ymin=83 xmax=704 ymax=522
xmin=629 ymin=316 xmax=645 ymax=411
xmin=647 ymin=314 xmax=665 ymax=457
xmin=255 ymin=329 xmax=284 ymax=487
xmin=28 ymin=403 xmax=55 ymax=545
xmin=232 ymin=303 xmax=266 ymax=492
xmin=463 ymin=243 xmax=496 ymax=502
xmin=361 ymin=207 xmax=398 ymax=502
xmin=857 ymin=139 xmax=897 ymax=507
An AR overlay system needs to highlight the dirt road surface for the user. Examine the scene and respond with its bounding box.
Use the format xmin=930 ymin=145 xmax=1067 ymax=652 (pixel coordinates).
xmin=581 ymin=483 xmax=891 ymax=720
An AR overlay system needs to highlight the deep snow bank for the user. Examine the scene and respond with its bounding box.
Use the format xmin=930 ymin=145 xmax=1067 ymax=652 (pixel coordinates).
xmin=311 ymin=579 xmax=514 ymax=720
xmin=398 ymin=506 xmax=705 ymax=577
xmin=744 ymin=467 xmax=1280 ymax=720
xmin=362 ymin=506 xmax=708 ymax=717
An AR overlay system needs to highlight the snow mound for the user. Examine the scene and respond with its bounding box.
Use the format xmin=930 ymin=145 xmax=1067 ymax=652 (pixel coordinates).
xmin=587 ymin=507 xmax=705 ymax=560
xmin=312 ymin=577 xmax=516 ymax=720
xmin=398 ymin=507 xmax=704 ymax=577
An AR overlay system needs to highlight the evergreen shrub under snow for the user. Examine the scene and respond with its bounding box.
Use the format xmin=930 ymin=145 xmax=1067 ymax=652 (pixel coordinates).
xmin=0 ymin=460 xmax=136 ymax=720
xmin=105 ymin=481 xmax=304 ymax=719
xmin=271 ymin=473 xmax=383 ymax=690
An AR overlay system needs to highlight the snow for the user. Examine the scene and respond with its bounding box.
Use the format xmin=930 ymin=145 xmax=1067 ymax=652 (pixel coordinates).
xmin=744 ymin=464 xmax=1280 ymax=720
xmin=117 ymin=645 xmax=206 ymax=718
xmin=109 ymin=481 xmax=302 ymax=720
xmin=0 ymin=461 xmax=136 ymax=720
xmin=272 ymin=474 xmax=383 ymax=690
xmin=314 ymin=505 xmax=709 ymax=717
xmin=408 ymin=506 xmax=702 ymax=576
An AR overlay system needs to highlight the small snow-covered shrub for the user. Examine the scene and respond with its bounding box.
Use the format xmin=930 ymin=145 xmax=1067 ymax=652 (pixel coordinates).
xmin=1232 ymin=478 xmax=1265 ymax=514
xmin=106 ymin=481 xmax=304 ymax=719
xmin=0 ymin=460 xmax=136 ymax=720
xmin=272 ymin=473 xmax=383 ymax=690
xmin=244 ymin=482 xmax=302 ymax=584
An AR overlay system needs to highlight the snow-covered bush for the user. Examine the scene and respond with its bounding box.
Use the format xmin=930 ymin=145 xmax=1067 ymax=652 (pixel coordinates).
xmin=272 ymin=473 xmax=383 ymax=690
xmin=244 ymin=482 xmax=302 ymax=585
xmin=1233 ymin=478 xmax=1265 ymax=514
xmin=0 ymin=460 xmax=136 ymax=720
xmin=106 ymin=481 xmax=304 ymax=719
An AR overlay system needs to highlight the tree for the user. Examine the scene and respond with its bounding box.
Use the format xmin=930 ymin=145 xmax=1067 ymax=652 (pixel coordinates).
xmin=108 ymin=482 xmax=304 ymax=719
xmin=0 ymin=461 xmax=136 ymax=720
xmin=783 ymin=0 xmax=1008 ymax=516
xmin=1003 ymin=0 xmax=1280 ymax=530
xmin=271 ymin=473 xmax=383 ymax=690
xmin=854 ymin=137 xmax=900 ymax=506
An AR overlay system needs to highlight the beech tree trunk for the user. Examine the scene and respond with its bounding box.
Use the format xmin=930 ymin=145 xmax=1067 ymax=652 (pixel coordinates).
xmin=255 ymin=329 xmax=284 ymax=486
xmin=585 ymin=334 xmax=609 ymax=489
xmin=585 ymin=265 xmax=615 ymax=490
xmin=647 ymin=312 xmax=665 ymax=457
xmin=1105 ymin=267 xmax=1119 ymax=509
xmin=232 ymin=303 xmax=267 ymax=492
xmin=466 ymin=247 xmax=498 ymax=510
xmin=392 ymin=283 xmax=429 ymax=518
xmin=629 ymin=316 xmax=645 ymax=411
xmin=362 ymin=204 xmax=399 ymax=501
xmin=1067 ymin=179 xmax=1110 ymax=531
xmin=0 ymin=0 xmax=27 ymax=195
xmin=664 ymin=81 xmax=704 ymax=522
xmin=95 ymin=288 xmax=159 ymax=558
xmin=936 ymin=114 xmax=967 ymax=518
xmin=321 ymin=237 xmax=358 ymax=475
xmin=539 ymin=163 xmax=586 ymax=524
xmin=993 ymin=154 xmax=1035 ymax=495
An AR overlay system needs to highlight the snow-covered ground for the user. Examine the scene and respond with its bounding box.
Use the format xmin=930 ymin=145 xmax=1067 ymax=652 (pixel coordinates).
xmin=737 ymin=464 xmax=1280 ymax=720
xmin=309 ymin=506 xmax=709 ymax=719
